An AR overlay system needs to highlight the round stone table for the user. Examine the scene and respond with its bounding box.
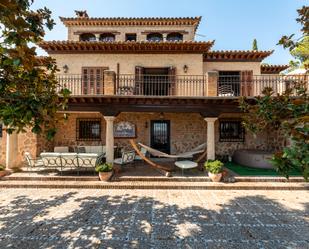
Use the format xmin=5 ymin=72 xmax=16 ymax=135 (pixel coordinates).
xmin=175 ymin=160 xmax=198 ymax=176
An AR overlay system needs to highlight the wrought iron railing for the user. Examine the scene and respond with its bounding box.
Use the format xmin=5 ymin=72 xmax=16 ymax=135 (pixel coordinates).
xmin=218 ymin=75 xmax=308 ymax=97
xmin=116 ymin=74 xmax=206 ymax=97
xmin=56 ymin=74 xmax=308 ymax=97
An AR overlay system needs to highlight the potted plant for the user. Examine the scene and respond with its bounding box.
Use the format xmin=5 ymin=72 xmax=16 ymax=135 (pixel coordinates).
xmin=204 ymin=160 xmax=224 ymax=182
xmin=0 ymin=165 xmax=7 ymax=178
xmin=95 ymin=163 xmax=113 ymax=181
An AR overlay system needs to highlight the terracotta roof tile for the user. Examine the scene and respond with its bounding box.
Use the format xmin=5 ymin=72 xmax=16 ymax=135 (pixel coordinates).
xmin=204 ymin=50 xmax=273 ymax=62
xmin=261 ymin=64 xmax=289 ymax=74
xmin=59 ymin=16 xmax=202 ymax=31
xmin=39 ymin=40 xmax=214 ymax=54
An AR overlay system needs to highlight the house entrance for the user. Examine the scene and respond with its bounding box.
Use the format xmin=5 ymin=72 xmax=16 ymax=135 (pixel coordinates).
xmin=150 ymin=120 xmax=170 ymax=154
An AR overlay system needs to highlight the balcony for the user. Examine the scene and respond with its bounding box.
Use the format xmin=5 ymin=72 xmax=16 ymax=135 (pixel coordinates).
xmin=57 ymin=74 xmax=308 ymax=98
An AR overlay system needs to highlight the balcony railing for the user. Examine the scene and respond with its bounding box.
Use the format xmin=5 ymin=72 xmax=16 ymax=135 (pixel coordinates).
xmin=57 ymin=74 xmax=308 ymax=97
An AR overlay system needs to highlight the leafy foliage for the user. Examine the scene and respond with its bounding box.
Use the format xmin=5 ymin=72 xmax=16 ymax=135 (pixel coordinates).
xmin=95 ymin=163 xmax=113 ymax=173
xmin=0 ymin=0 xmax=70 ymax=139
xmin=278 ymin=6 xmax=309 ymax=70
xmin=0 ymin=165 xmax=5 ymax=171
xmin=239 ymin=82 xmax=309 ymax=180
xmin=204 ymin=160 xmax=224 ymax=174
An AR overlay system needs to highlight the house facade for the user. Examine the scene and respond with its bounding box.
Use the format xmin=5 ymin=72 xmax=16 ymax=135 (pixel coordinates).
xmin=1 ymin=13 xmax=298 ymax=168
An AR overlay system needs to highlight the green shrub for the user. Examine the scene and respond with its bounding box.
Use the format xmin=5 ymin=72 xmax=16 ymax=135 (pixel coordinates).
xmin=204 ymin=160 xmax=223 ymax=174
xmin=95 ymin=163 xmax=113 ymax=173
xmin=0 ymin=165 xmax=5 ymax=171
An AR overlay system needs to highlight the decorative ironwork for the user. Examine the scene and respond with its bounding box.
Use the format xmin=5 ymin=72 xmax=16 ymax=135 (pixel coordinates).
xmin=219 ymin=120 xmax=245 ymax=142
xmin=76 ymin=118 xmax=101 ymax=141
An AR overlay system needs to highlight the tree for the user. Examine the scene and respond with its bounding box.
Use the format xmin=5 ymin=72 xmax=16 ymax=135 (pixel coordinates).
xmin=0 ymin=0 xmax=70 ymax=139
xmin=252 ymin=39 xmax=258 ymax=51
xmin=278 ymin=6 xmax=309 ymax=70
xmin=240 ymin=6 xmax=309 ymax=180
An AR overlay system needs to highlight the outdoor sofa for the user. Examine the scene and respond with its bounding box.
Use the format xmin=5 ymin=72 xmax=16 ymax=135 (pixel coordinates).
xmin=39 ymin=152 xmax=105 ymax=174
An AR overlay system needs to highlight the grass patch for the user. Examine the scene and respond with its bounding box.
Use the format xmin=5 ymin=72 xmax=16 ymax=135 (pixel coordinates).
xmin=225 ymin=162 xmax=302 ymax=177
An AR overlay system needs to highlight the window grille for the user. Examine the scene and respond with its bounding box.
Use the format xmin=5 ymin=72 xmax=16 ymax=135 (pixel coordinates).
xmin=76 ymin=119 xmax=101 ymax=141
xmin=219 ymin=120 xmax=245 ymax=142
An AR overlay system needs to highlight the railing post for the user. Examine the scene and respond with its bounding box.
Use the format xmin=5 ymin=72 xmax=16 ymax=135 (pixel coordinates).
xmin=207 ymin=71 xmax=218 ymax=97
xmin=104 ymin=70 xmax=116 ymax=95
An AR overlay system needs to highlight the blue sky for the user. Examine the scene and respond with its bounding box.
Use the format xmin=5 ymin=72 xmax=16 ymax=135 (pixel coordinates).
xmin=32 ymin=0 xmax=307 ymax=64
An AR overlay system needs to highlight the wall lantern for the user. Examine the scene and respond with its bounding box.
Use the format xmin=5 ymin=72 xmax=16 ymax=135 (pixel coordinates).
xmin=159 ymin=112 xmax=165 ymax=120
xmin=63 ymin=65 xmax=69 ymax=73
xmin=145 ymin=121 xmax=148 ymax=129
xmin=183 ymin=65 xmax=188 ymax=73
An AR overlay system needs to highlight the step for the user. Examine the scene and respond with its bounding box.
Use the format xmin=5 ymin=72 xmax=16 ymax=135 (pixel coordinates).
xmin=2 ymin=174 xmax=305 ymax=183
xmin=0 ymin=180 xmax=308 ymax=190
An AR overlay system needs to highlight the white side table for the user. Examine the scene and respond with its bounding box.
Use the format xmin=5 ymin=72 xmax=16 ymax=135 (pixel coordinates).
xmin=175 ymin=160 xmax=198 ymax=176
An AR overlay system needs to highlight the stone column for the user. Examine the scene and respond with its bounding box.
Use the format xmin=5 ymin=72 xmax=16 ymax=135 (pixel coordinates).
xmin=204 ymin=117 xmax=218 ymax=160
xmin=104 ymin=116 xmax=115 ymax=163
xmin=207 ymin=71 xmax=219 ymax=97
xmin=104 ymin=70 xmax=116 ymax=95
xmin=5 ymin=130 xmax=18 ymax=169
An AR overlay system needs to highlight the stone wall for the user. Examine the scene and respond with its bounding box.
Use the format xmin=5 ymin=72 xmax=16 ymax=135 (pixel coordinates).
xmin=53 ymin=53 xmax=204 ymax=76
xmin=50 ymin=112 xmax=286 ymax=157
xmin=0 ymin=131 xmax=6 ymax=166
xmin=0 ymin=112 xmax=287 ymax=168
xmin=203 ymin=61 xmax=261 ymax=75
xmin=67 ymin=25 xmax=196 ymax=42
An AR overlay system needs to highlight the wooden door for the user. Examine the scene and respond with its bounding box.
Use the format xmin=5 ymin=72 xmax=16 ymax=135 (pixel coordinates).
xmin=135 ymin=66 xmax=144 ymax=95
xmin=240 ymin=70 xmax=253 ymax=97
xmin=168 ymin=67 xmax=176 ymax=96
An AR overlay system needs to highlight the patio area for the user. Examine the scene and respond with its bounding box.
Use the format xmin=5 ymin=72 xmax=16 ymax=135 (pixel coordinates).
xmin=0 ymin=188 xmax=308 ymax=248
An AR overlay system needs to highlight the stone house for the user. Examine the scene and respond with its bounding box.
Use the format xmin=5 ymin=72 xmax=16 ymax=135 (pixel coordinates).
xmin=1 ymin=13 xmax=296 ymax=168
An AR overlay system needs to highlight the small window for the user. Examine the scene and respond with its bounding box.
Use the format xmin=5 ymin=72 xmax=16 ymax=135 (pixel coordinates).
xmin=147 ymin=33 xmax=163 ymax=42
xmin=99 ymin=33 xmax=115 ymax=42
xmin=0 ymin=124 xmax=2 ymax=138
xmin=166 ymin=32 xmax=183 ymax=41
xmin=80 ymin=33 xmax=96 ymax=42
xmin=219 ymin=120 xmax=244 ymax=142
xmin=126 ymin=33 xmax=137 ymax=41
xmin=77 ymin=119 xmax=101 ymax=141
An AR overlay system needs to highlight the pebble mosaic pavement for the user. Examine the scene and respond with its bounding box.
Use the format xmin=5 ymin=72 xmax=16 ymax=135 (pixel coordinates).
xmin=0 ymin=188 xmax=308 ymax=249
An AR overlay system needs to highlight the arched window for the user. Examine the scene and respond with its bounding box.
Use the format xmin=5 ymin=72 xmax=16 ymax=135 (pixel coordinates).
xmin=166 ymin=33 xmax=183 ymax=42
xmin=99 ymin=33 xmax=115 ymax=42
xmin=80 ymin=33 xmax=96 ymax=42
xmin=147 ymin=33 xmax=163 ymax=42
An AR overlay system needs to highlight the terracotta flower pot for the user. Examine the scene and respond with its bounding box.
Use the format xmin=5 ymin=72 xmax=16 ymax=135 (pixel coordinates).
xmin=98 ymin=171 xmax=113 ymax=181
xmin=208 ymin=172 xmax=222 ymax=182
xmin=0 ymin=171 xmax=7 ymax=178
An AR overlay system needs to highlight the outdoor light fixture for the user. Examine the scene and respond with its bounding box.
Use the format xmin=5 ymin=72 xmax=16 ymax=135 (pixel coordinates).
xmin=145 ymin=121 xmax=148 ymax=129
xmin=183 ymin=65 xmax=188 ymax=73
xmin=63 ymin=65 xmax=69 ymax=73
xmin=159 ymin=112 xmax=165 ymax=120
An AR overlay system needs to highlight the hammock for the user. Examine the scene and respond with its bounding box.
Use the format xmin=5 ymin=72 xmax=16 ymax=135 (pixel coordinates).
xmin=138 ymin=142 xmax=206 ymax=159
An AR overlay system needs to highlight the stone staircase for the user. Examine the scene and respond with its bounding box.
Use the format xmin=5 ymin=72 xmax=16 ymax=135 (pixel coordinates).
xmin=0 ymin=172 xmax=308 ymax=190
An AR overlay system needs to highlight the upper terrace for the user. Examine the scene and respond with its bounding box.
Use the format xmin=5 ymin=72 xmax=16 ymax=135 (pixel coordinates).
xmin=60 ymin=12 xmax=201 ymax=42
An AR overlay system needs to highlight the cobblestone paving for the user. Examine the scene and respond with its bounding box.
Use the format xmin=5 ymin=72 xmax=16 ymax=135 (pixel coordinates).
xmin=0 ymin=188 xmax=308 ymax=249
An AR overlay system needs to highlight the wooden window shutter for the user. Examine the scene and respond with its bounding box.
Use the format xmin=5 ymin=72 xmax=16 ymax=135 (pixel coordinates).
xmin=240 ymin=70 xmax=253 ymax=97
xmin=82 ymin=67 xmax=106 ymax=95
xmin=135 ymin=66 xmax=144 ymax=95
xmin=168 ymin=67 xmax=176 ymax=95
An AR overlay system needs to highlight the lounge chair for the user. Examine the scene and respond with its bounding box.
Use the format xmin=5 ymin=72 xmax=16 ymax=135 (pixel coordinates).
xmin=129 ymin=139 xmax=207 ymax=177
xmin=114 ymin=151 xmax=136 ymax=169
